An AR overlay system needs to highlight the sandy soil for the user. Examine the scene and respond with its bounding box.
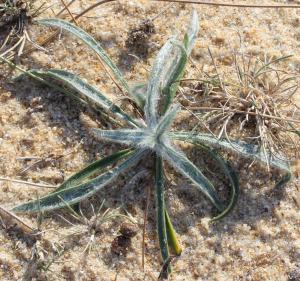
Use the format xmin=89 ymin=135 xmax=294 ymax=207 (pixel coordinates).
xmin=0 ymin=0 xmax=300 ymax=280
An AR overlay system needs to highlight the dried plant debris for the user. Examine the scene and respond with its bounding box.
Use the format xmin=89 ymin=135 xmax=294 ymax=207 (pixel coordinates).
xmin=111 ymin=222 xmax=138 ymax=256
xmin=186 ymin=53 xmax=300 ymax=162
xmin=52 ymin=201 xmax=134 ymax=260
xmin=0 ymin=0 xmax=44 ymax=59
xmin=0 ymin=0 xmax=30 ymax=31
xmin=0 ymin=206 xmax=39 ymax=246
xmin=125 ymin=19 xmax=155 ymax=59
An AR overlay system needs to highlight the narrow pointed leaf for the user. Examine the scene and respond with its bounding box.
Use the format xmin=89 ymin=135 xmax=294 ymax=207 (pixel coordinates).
xmin=55 ymin=148 xmax=134 ymax=192
xmin=37 ymin=19 xmax=131 ymax=95
xmin=160 ymin=143 xmax=223 ymax=211
xmin=162 ymin=43 xmax=188 ymax=113
xmin=145 ymin=39 xmax=175 ymax=127
xmin=12 ymin=149 xmax=145 ymax=213
xmin=130 ymin=83 xmax=147 ymax=109
xmin=92 ymin=128 xmax=147 ymax=146
xmin=165 ymin=209 xmax=182 ymax=255
xmin=8 ymin=60 xmax=86 ymax=106
xmin=155 ymin=104 xmax=180 ymax=139
xmin=184 ymin=10 xmax=199 ymax=54
xmin=30 ymin=69 xmax=142 ymax=128
xmin=193 ymin=143 xmax=239 ymax=221
xmin=162 ymin=11 xmax=199 ymax=113
xmin=155 ymin=155 xmax=170 ymax=271
xmin=171 ymin=132 xmax=291 ymax=173
xmin=172 ymin=132 xmax=291 ymax=190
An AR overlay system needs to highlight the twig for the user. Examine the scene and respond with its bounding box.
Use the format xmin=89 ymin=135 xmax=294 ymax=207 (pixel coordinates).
xmin=56 ymin=0 xmax=77 ymax=17
xmin=59 ymin=0 xmax=79 ymax=26
xmin=0 ymin=206 xmax=34 ymax=233
xmin=0 ymin=177 xmax=57 ymax=188
xmin=74 ymin=0 xmax=115 ymax=19
xmin=154 ymin=0 xmax=300 ymax=8
xmin=150 ymin=3 xmax=175 ymax=21
xmin=18 ymin=154 xmax=64 ymax=176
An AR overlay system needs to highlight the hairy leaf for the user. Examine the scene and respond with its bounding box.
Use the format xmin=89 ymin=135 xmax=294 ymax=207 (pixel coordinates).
xmin=93 ymin=128 xmax=148 ymax=146
xmin=145 ymin=39 xmax=175 ymax=128
xmin=155 ymin=104 xmax=180 ymax=140
xmin=184 ymin=10 xmax=199 ymax=53
xmin=37 ymin=19 xmax=131 ymax=95
xmin=54 ymin=148 xmax=134 ymax=192
xmin=155 ymin=156 xmax=170 ymax=268
xmin=130 ymin=83 xmax=147 ymax=109
xmin=30 ymin=69 xmax=142 ymax=128
xmin=162 ymin=11 xmax=199 ymax=113
xmin=160 ymin=143 xmax=223 ymax=211
xmin=12 ymin=149 xmax=144 ymax=213
xmin=162 ymin=43 xmax=188 ymax=113
xmin=192 ymin=143 xmax=239 ymax=221
xmin=171 ymin=132 xmax=291 ymax=173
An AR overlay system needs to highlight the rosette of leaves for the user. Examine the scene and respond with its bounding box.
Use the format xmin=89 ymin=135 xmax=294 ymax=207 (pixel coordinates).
xmin=9 ymin=11 xmax=291 ymax=274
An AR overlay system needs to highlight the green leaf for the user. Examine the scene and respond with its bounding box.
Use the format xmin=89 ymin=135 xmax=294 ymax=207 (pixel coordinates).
xmin=184 ymin=10 xmax=199 ymax=54
xmin=162 ymin=43 xmax=188 ymax=114
xmin=30 ymin=69 xmax=142 ymax=128
xmin=162 ymin=11 xmax=199 ymax=113
xmin=171 ymin=132 xmax=291 ymax=190
xmin=160 ymin=143 xmax=224 ymax=211
xmin=37 ymin=19 xmax=131 ymax=95
xmin=1 ymin=57 xmax=88 ymax=106
xmin=155 ymin=155 xmax=170 ymax=271
xmin=155 ymin=104 xmax=180 ymax=139
xmin=145 ymin=39 xmax=175 ymax=128
xmin=130 ymin=83 xmax=147 ymax=109
xmin=171 ymin=132 xmax=291 ymax=173
xmin=54 ymin=148 xmax=134 ymax=192
xmin=193 ymin=143 xmax=239 ymax=222
xmin=92 ymin=128 xmax=148 ymax=146
xmin=274 ymin=172 xmax=291 ymax=189
xmin=12 ymin=149 xmax=145 ymax=213
xmin=165 ymin=209 xmax=182 ymax=255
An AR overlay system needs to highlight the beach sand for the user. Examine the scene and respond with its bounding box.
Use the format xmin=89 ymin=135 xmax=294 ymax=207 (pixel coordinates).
xmin=0 ymin=1 xmax=299 ymax=280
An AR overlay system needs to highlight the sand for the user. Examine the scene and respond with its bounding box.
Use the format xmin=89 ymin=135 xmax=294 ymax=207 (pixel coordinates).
xmin=0 ymin=0 xmax=299 ymax=280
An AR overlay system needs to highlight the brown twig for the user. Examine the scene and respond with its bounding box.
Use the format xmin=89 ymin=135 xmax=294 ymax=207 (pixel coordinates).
xmin=0 ymin=206 xmax=34 ymax=233
xmin=18 ymin=154 xmax=64 ymax=176
xmin=154 ymin=0 xmax=300 ymax=8
xmin=74 ymin=0 xmax=115 ymax=19
xmin=56 ymin=0 xmax=77 ymax=17
xmin=59 ymin=0 xmax=79 ymax=25
xmin=0 ymin=177 xmax=57 ymax=188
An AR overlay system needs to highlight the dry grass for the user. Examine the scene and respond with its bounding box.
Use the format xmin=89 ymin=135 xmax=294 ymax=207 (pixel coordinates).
xmin=0 ymin=0 xmax=46 ymax=59
xmin=179 ymin=52 xmax=300 ymax=164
